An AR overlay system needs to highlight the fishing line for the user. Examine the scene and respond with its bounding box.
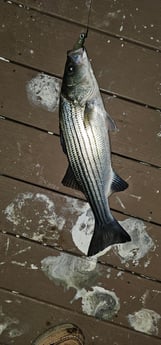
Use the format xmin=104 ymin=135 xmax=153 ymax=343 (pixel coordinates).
xmin=75 ymin=0 xmax=92 ymax=49
xmin=84 ymin=0 xmax=93 ymax=38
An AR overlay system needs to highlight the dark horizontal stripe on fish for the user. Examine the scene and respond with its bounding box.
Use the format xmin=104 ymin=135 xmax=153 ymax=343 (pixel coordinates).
xmin=61 ymin=100 xmax=100 ymax=219
xmin=74 ymin=112 xmax=109 ymax=223
xmin=62 ymin=99 xmax=109 ymax=224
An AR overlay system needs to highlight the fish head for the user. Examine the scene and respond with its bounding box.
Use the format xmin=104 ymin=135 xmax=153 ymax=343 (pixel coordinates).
xmin=61 ymin=47 xmax=94 ymax=105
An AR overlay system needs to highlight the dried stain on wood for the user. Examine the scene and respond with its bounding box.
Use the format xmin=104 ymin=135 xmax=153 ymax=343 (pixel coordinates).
xmin=0 ymin=0 xmax=161 ymax=344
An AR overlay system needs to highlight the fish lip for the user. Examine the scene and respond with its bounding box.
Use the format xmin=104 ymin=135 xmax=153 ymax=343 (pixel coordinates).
xmin=67 ymin=47 xmax=85 ymax=65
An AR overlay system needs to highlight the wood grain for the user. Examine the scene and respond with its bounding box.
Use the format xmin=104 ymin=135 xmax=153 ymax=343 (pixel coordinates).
xmin=13 ymin=0 xmax=161 ymax=50
xmin=0 ymin=1 xmax=161 ymax=107
xmin=1 ymin=233 xmax=161 ymax=337
xmin=1 ymin=289 xmax=161 ymax=345
xmin=1 ymin=2 xmax=161 ymax=344
xmin=0 ymin=120 xmax=160 ymax=224
xmin=1 ymin=60 xmax=161 ymax=167
xmin=0 ymin=175 xmax=161 ymax=281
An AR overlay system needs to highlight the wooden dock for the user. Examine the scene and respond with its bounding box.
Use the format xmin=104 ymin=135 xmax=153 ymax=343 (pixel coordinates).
xmin=0 ymin=1 xmax=161 ymax=344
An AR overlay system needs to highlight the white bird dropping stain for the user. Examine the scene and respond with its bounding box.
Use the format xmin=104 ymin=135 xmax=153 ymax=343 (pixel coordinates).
xmin=128 ymin=308 xmax=161 ymax=335
xmin=0 ymin=306 xmax=24 ymax=338
xmin=114 ymin=218 xmax=155 ymax=266
xmin=81 ymin=286 xmax=120 ymax=320
xmin=26 ymin=73 xmax=61 ymax=112
xmin=41 ymin=252 xmax=120 ymax=321
xmin=41 ymin=252 xmax=98 ymax=291
xmin=71 ymin=201 xmax=155 ymax=264
xmin=4 ymin=193 xmax=65 ymax=245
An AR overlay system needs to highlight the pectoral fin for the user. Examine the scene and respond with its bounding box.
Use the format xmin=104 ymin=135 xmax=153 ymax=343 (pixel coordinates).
xmin=62 ymin=164 xmax=83 ymax=192
xmin=84 ymin=100 xmax=117 ymax=132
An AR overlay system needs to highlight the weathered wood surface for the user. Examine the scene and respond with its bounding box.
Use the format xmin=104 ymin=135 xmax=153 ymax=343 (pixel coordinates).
xmin=14 ymin=0 xmax=161 ymax=50
xmin=14 ymin=0 xmax=88 ymax=25
xmin=0 ymin=1 xmax=161 ymax=108
xmin=0 ymin=175 xmax=160 ymax=281
xmin=0 ymin=60 xmax=61 ymax=134
xmin=1 ymin=1 xmax=161 ymax=344
xmin=1 ymin=60 xmax=161 ymax=167
xmin=1 ymin=289 xmax=161 ymax=345
xmin=1 ymin=232 xmax=161 ymax=338
xmin=0 ymin=119 xmax=161 ymax=224
xmin=89 ymin=0 xmax=161 ymax=50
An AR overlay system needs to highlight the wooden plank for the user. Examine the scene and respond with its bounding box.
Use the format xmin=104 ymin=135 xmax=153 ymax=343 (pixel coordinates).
xmin=0 ymin=2 xmax=161 ymax=345
xmin=0 ymin=119 xmax=160 ymax=224
xmin=1 ymin=60 xmax=161 ymax=167
xmin=13 ymin=0 xmax=161 ymax=50
xmin=1 ymin=289 xmax=160 ymax=345
xmin=0 ymin=2 xmax=161 ymax=107
xmin=86 ymin=30 xmax=161 ymax=108
xmin=90 ymin=0 xmax=161 ymax=49
xmin=0 ymin=175 xmax=161 ymax=281
xmin=0 ymin=60 xmax=60 ymax=133
xmin=14 ymin=0 xmax=88 ymax=24
xmin=1 ymin=233 xmax=161 ymax=338
xmin=106 ymin=96 xmax=161 ymax=168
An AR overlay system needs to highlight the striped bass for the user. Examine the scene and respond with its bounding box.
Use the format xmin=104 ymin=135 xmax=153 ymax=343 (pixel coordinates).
xmin=59 ymin=34 xmax=131 ymax=256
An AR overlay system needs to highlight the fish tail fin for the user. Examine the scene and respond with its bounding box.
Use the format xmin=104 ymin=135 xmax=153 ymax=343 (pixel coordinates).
xmin=87 ymin=219 xmax=131 ymax=257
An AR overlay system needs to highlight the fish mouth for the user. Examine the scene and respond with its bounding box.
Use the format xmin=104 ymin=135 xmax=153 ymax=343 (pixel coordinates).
xmin=67 ymin=48 xmax=85 ymax=65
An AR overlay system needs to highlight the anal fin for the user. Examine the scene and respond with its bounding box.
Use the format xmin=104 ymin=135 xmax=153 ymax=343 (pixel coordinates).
xmin=62 ymin=164 xmax=82 ymax=192
xmin=111 ymin=172 xmax=128 ymax=193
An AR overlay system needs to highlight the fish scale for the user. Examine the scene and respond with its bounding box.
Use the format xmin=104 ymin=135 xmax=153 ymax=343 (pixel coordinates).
xmin=60 ymin=95 xmax=112 ymax=225
xmin=59 ymin=37 xmax=131 ymax=256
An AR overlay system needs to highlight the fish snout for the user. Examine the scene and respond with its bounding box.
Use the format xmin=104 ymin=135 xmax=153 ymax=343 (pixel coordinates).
xmin=68 ymin=48 xmax=85 ymax=65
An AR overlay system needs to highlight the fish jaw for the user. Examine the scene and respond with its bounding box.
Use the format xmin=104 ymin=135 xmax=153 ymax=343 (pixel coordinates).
xmin=61 ymin=48 xmax=96 ymax=106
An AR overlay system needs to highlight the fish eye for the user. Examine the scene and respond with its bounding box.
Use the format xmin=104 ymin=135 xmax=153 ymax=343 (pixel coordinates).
xmin=68 ymin=64 xmax=74 ymax=74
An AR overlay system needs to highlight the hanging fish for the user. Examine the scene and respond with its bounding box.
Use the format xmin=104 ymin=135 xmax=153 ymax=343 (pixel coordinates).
xmin=59 ymin=34 xmax=131 ymax=256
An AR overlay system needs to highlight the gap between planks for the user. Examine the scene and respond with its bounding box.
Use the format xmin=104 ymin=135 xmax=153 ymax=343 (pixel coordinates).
xmin=1 ymin=116 xmax=161 ymax=171
xmin=1 ymin=55 xmax=161 ymax=113
xmin=1 ymin=230 xmax=161 ymax=285
xmin=9 ymin=0 xmax=161 ymax=54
